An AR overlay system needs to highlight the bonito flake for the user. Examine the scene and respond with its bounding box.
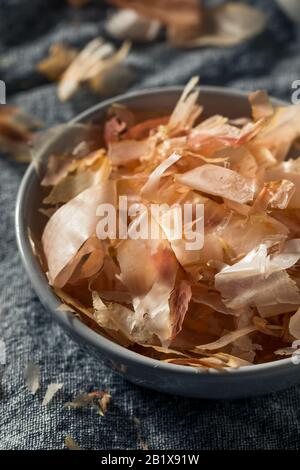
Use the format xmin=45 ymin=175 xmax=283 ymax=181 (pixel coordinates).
xmin=33 ymin=77 xmax=300 ymax=369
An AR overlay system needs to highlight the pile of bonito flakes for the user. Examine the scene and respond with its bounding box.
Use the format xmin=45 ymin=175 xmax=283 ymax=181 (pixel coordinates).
xmin=35 ymin=77 xmax=300 ymax=369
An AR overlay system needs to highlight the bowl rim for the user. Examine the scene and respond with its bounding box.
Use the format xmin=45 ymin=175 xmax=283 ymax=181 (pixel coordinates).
xmin=15 ymin=84 xmax=298 ymax=378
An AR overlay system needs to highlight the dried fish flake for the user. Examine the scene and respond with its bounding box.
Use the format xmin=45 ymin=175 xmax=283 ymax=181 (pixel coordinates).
xmin=37 ymin=43 xmax=78 ymax=81
xmin=64 ymin=390 xmax=111 ymax=416
xmin=58 ymin=38 xmax=131 ymax=101
xmin=65 ymin=435 xmax=82 ymax=450
xmin=99 ymin=392 xmax=112 ymax=416
xmin=24 ymin=362 xmax=40 ymax=395
xmin=42 ymin=383 xmax=63 ymax=406
xmin=106 ymin=8 xmax=161 ymax=42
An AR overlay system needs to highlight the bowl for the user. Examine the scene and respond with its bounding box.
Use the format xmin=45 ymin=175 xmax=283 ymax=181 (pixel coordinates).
xmin=15 ymin=86 xmax=300 ymax=399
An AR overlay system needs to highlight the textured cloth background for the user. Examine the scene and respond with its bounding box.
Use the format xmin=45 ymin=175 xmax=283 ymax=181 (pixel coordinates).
xmin=1 ymin=0 xmax=300 ymax=450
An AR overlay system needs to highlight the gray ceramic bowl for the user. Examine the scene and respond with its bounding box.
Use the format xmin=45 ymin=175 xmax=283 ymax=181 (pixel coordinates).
xmin=15 ymin=86 xmax=300 ymax=399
